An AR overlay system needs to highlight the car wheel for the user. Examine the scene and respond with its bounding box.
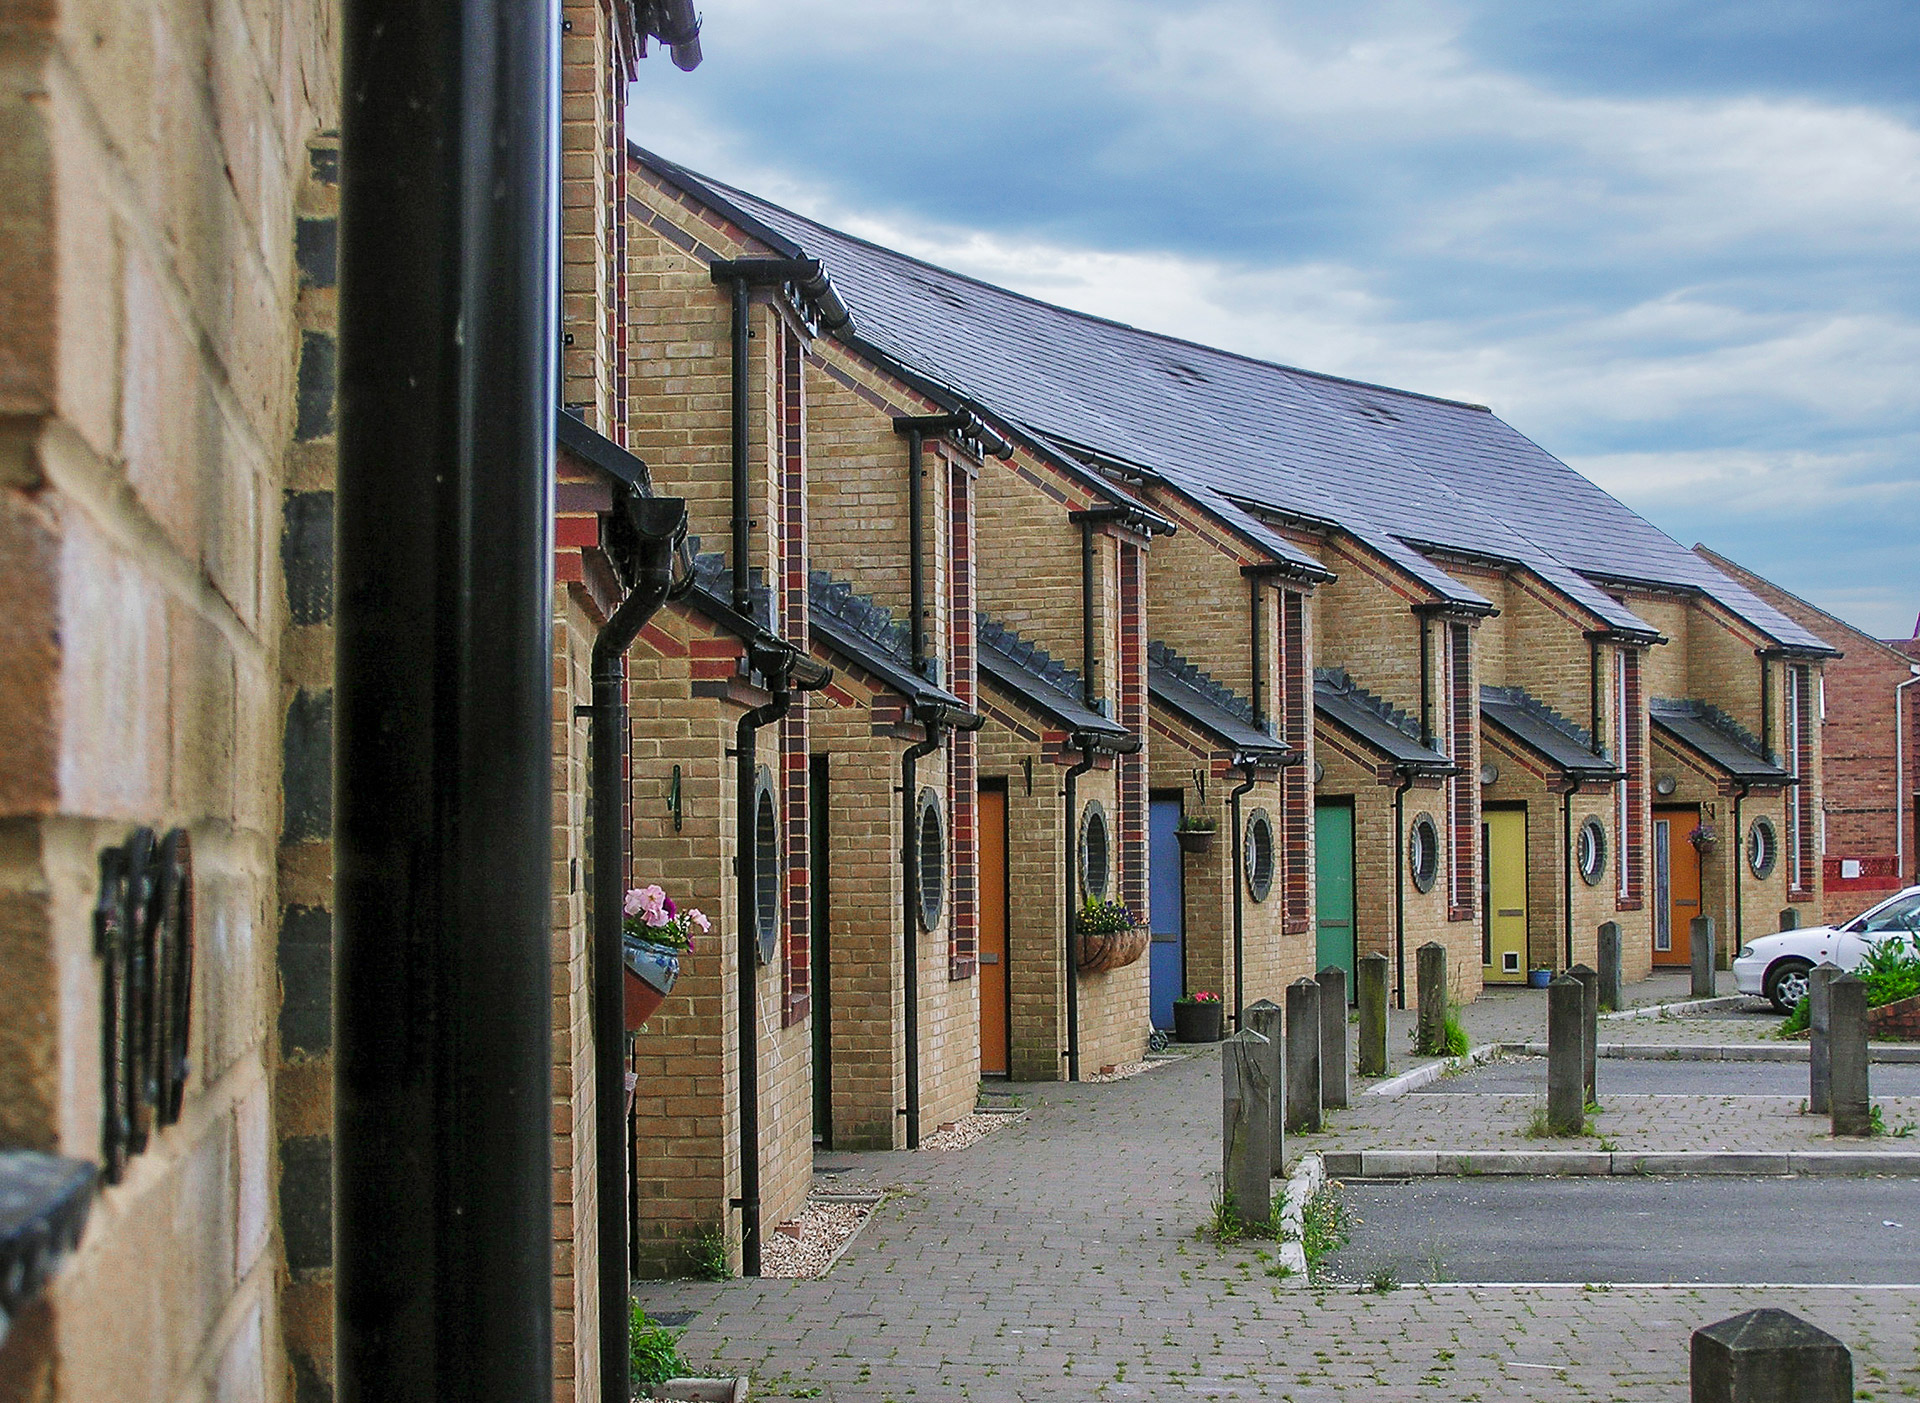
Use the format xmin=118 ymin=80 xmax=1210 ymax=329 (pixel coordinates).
xmin=1764 ymin=958 xmax=1814 ymax=1015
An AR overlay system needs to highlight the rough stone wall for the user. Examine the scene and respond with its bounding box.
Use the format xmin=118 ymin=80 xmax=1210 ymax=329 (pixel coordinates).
xmin=0 ymin=3 xmax=339 ymax=1400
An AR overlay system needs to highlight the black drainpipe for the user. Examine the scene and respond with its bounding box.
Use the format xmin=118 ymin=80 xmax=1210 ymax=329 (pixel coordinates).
xmin=590 ymin=497 xmax=688 ymax=1403
xmin=1418 ymin=617 xmax=1434 ymax=747
xmin=1248 ymin=578 xmax=1265 ymax=730
xmin=1731 ymin=779 xmax=1753 ymax=956
xmin=1759 ymin=656 xmax=1775 ymax=763
xmin=1062 ymin=736 xmax=1097 ymax=1081
xmin=1393 ymin=769 xmax=1415 ymax=1008
xmin=734 ymin=665 xmax=791 ymax=1279
xmin=1228 ymin=762 xmax=1258 ymax=1027
xmin=899 ymin=716 xmax=946 ymax=1147
xmin=1562 ymin=782 xmax=1576 ymax=970
xmin=334 ymin=0 xmax=557 ymax=1392
xmin=1588 ymin=635 xmax=1606 ymax=756
xmin=1080 ymin=519 xmax=1099 ymax=709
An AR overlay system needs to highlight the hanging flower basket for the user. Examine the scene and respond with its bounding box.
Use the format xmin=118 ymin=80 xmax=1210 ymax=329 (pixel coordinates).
xmin=1073 ymin=898 xmax=1150 ymax=974
xmin=1175 ymin=815 xmax=1217 ymax=855
xmin=621 ymin=884 xmax=708 ymax=1033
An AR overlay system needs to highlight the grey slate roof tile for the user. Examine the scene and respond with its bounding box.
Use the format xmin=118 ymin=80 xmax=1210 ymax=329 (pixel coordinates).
xmin=806 ymin=571 xmax=968 ymax=713
xmin=1648 ymin=698 xmax=1792 ymax=782
xmin=1313 ymin=668 xmax=1453 ymax=770
xmin=976 ymin=615 xmax=1128 ymax=737
xmin=1146 ymin=642 xmax=1288 ymax=758
xmin=633 ymin=148 xmax=1835 ymax=658
xmin=1480 ymin=685 xmax=1618 ymax=776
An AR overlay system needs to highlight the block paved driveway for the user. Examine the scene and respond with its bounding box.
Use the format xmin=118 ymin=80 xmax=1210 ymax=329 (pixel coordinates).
xmin=636 ymin=1048 xmax=1920 ymax=1401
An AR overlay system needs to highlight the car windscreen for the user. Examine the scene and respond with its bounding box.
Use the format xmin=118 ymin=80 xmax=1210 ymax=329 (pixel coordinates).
xmin=1852 ymin=891 xmax=1920 ymax=935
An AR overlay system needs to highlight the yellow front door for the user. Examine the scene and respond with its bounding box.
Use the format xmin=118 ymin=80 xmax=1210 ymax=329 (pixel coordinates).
xmin=1483 ymin=807 xmax=1529 ymax=982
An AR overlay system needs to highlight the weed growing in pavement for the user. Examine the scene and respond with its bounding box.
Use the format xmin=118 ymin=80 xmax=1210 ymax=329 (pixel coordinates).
xmin=1440 ymin=1004 xmax=1470 ymax=1058
xmin=1367 ymin=1266 xmax=1400 ymax=1293
xmin=629 ymin=1302 xmax=690 ymax=1389
xmin=1778 ymin=995 xmax=1811 ymax=1037
xmin=1300 ymin=1186 xmax=1352 ymax=1278
xmin=687 ymin=1228 xmax=731 ymax=1281
xmin=1525 ymin=1104 xmax=1588 ymax=1138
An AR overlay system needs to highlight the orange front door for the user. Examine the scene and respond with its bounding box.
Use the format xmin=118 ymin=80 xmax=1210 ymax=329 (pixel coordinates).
xmin=978 ymin=785 xmax=1010 ymax=1076
xmin=1654 ymin=806 xmax=1702 ymax=967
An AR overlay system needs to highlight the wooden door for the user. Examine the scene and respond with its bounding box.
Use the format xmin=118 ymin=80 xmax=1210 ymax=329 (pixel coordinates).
xmin=1314 ymin=801 xmax=1355 ymax=990
xmin=1654 ymin=806 xmax=1701 ymax=967
xmin=978 ymin=783 xmax=1010 ymax=1076
xmin=1483 ymin=807 xmax=1528 ymax=981
xmin=1148 ymin=795 xmax=1186 ymax=1029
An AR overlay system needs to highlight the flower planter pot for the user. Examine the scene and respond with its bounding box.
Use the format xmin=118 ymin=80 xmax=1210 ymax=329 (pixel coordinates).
xmin=1173 ymin=1000 xmax=1223 ymax=1043
xmin=1174 ymin=828 xmax=1215 ymax=856
xmin=1075 ymin=924 xmax=1150 ymax=974
xmin=1527 ymin=968 xmax=1552 ymax=989
xmin=623 ymin=938 xmax=682 ymax=1032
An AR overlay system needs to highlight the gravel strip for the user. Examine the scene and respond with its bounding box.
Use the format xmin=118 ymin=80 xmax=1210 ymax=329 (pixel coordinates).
xmin=917 ymin=1109 xmax=1026 ymax=1152
xmin=1086 ymin=1059 xmax=1166 ymax=1083
xmin=761 ymin=1199 xmax=875 ymax=1280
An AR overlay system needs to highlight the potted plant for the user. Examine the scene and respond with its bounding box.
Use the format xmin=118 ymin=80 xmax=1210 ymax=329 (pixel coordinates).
xmin=1174 ymin=813 xmax=1217 ymax=856
xmin=1172 ymin=989 xmax=1224 ymax=1043
xmin=623 ymin=883 xmax=709 ymax=1032
xmin=1688 ymin=823 xmax=1719 ymax=856
xmin=1073 ymin=896 xmax=1150 ymax=973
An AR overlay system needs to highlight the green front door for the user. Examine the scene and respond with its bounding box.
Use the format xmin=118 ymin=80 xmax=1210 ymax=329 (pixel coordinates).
xmin=1315 ymin=800 xmax=1356 ymax=991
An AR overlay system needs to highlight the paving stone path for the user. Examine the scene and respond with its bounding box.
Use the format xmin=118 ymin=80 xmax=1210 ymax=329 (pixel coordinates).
xmin=637 ymin=1028 xmax=1920 ymax=1401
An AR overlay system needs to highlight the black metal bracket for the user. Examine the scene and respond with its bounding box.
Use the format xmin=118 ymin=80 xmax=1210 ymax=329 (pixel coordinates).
xmin=93 ymin=828 xmax=193 ymax=1184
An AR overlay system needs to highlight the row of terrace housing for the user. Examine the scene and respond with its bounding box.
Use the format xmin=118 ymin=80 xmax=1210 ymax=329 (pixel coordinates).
xmin=612 ymin=149 xmax=1840 ymax=1276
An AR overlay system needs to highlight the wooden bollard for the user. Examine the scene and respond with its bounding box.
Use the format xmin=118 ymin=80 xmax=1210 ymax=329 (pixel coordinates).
xmin=1597 ymin=921 xmax=1623 ymax=1013
xmin=1830 ymin=972 xmax=1871 ymax=1138
xmin=1547 ymin=974 xmax=1585 ymax=1135
xmin=1569 ymin=963 xmax=1599 ymax=1105
xmin=1691 ymin=1308 xmax=1851 ymax=1402
xmin=1221 ymin=1029 xmax=1273 ymax=1227
xmin=1808 ymin=961 xmax=1839 ymax=1116
xmin=1285 ymin=979 xmax=1322 ymax=1134
xmin=1690 ymin=916 xmax=1717 ymax=998
xmin=1415 ymin=941 xmax=1448 ymax=1057
xmin=1356 ymin=952 xmax=1390 ymax=1077
xmin=1242 ymin=999 xmax=1285 ymax=1173
xmin=1316 ymin=966 xmax=1350 ymax=1110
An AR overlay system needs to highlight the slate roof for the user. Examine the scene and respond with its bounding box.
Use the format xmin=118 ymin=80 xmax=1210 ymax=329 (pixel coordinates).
xmin=1479 ymin=686 xmax=1619 ymax=778
xmin=1146 ymin=642 xmax=1289 ymax=759
xmin=976 ymin=616 xmax=1129 ymax=738
xmin=631 ymin=148 xmax=1836 ymax=657
xmin=689 ymin=542 xmax=773 ymax=631
xmin=1313 ymin=668 xmax=1453 ymax=771
xmin=1648 ymin=699 xmax=1791 ymax=783
xmin=808 ymin=571 xmax=968 ymax=713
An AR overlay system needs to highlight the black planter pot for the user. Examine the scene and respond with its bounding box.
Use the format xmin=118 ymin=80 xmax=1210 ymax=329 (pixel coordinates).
xmin=1172 ymin=1000 xmax=1223 ymax=1043
xmin=1174 ymin=828 xmax=1215 ymax=856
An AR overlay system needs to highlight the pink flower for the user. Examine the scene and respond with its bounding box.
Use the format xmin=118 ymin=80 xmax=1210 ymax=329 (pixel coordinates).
xmin=623 ymin=888 xmax=646 ymax=918
xmin=688 ymin=909 xmax=711 ymax=932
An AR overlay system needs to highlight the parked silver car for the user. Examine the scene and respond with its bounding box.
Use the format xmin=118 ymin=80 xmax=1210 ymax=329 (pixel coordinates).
xmin=1733 ymin=885 xmax=1920 ymax=1012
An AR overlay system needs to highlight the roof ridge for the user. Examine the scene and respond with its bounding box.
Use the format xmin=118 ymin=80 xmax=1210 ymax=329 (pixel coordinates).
xmin=1481 ymin=683 xmax=1596 ymax=753
xmin=1649 ymin=696 xmax=1769 ymax=760
xmin=807 ymin=569 xmax=910 ymax=663
xmin=976 ymin=613 xmax=1085 ymax=700
xmin=1146 ymin=640 xmax=1257 ymax=727
xmin=1316 ymin=667 xmax=1421 ymax=740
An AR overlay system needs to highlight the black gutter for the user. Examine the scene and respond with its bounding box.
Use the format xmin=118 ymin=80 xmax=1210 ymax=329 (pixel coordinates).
xmin=334 ymin=0 xmax=557 ymax=1392
xmin=643 ymin=0 xmax=704 ymax=70
xmin=590 ymin=495 xmax=688 ymax=1403
xmin=1062 ymin=738 xmax=1097 ymax=1082
xmin=1393 ymin=770 xmax=1415 ymax=1008
xmin=1228 ymin=763 xmax=1258 ymax=1026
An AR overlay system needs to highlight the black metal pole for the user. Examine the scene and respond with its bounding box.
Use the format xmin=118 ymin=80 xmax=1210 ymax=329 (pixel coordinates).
xmin=1393 ymin=772 xmax=1414 ymax=1009
xmin=1249 ymin=578 xmax=1264 ymax=730
xmin=590 ymin=508 xmax=684 ymax=1403
xmin=1228 ymin=765 xmax=1257 ymax=1027
xmin=728 ymin=275 xmax=752 ymax=616
xmin=335 ymin=0 xmax=558 ymax=1395
xmin=1562 ymin=784 xmax=1576 ymax=970
xmin=734 ymin=687 xmax=790 ymax=1278
xmin=906 ymin=429 xmax=928 ymax=677
xmin=1080 ymin=520 xmax=1098 ymax=709
xmin=1062 ymin=739 xmax=1096 ymax=1081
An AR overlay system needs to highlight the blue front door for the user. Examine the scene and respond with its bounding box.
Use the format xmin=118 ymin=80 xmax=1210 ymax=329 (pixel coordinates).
xmin=1149 ymin=796 xmax=1186 ymax=1028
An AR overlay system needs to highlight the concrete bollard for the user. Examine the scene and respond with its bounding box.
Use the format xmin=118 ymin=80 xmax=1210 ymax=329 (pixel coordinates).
xmin=1416 ymin=942 xmax=1448 ymax=1057
xmin=1597 ymin=921 xmax=1623 ymax=1013
xmin=1778 ymin=908 xmax=1800 ymax=933
xmin=1690 ymin=916 xmax=1717 ymax=999
xmin=1243 ymin=999 xmax=1285 ymax=1173
xmin=1547 ymin=974 xmax=1585 ymax=1135
xmin=1808 ymin=962 xmax=1839 ymax=1116
xmin=1690 ymin=1307 xmax=1851 ymax=1403
xmin=1569 ymin=963 xmax=1599 ymax=1106
xmin=1317 ymin=966 xmax=1350 ymax=1110
xmin=1221 ymin=1029 xmax=1273 ymax=1227
xmin=1356 ymin=953 xmax=1390 ymax=1077
xmin=1830 ymin=972 xmax=1872 ymax=1138
xmin=1285 ymin=978 xmax=1322 ymax=1134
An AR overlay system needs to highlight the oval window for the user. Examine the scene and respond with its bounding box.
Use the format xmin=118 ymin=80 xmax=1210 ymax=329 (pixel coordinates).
xmin=1243 ymin=808 xmax=1276 ymax=903
xmin=1577 ymin=816 xmax=1608 ymax=887
xmin=753 ymin=767 xmax=780 ymax=966
xmin=917 ymin=787 xmax=946 ymax=930
xmin=1079 ymin=801 xmax=1111 ymax=902
xmin=1408 ymin=813 xmax=1440 ymax=894
xmin=1747 ymin=815 xmax=1779 ymax=880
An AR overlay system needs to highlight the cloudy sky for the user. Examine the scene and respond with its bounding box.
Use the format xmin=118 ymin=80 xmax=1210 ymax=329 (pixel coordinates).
xmin=632 ymin=0 xmax=1920 ymax=640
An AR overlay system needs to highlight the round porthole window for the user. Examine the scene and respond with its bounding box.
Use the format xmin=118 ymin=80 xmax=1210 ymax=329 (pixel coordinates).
xmin=1747 ymin=815 xmax=1779 ymax=880
xmin=1408 ymin=813 xmax=1440 ymax=894
xmin=753 ymin=767 xmax=780 ymax=966
xmin=1079 ymin=801 xmax=1111 ymax=902
xmin=916 ymin=787 xmax=946 ymax=930
xmin=1243 ymin=808 xmax=1276 ymax=903
xmin=1576 ymin=816 xmax=1608 ymax=887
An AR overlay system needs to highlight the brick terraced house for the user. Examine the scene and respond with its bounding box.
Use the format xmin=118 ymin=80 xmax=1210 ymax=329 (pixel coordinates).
xmin=1700 ymin=548 xmax=1920 ymax=924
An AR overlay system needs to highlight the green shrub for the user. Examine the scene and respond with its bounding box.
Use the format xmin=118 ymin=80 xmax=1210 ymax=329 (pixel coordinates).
xmin=1440 ymin=1004 xmax=1470 ymax=1058
xmin=1860 ymin=936 xmax=1920 ymax=1008
xmin=1779 ymin=994 xmax=1810 ymax=1036
xmin=630 ymin=1302 xmax=689 ymax=1389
